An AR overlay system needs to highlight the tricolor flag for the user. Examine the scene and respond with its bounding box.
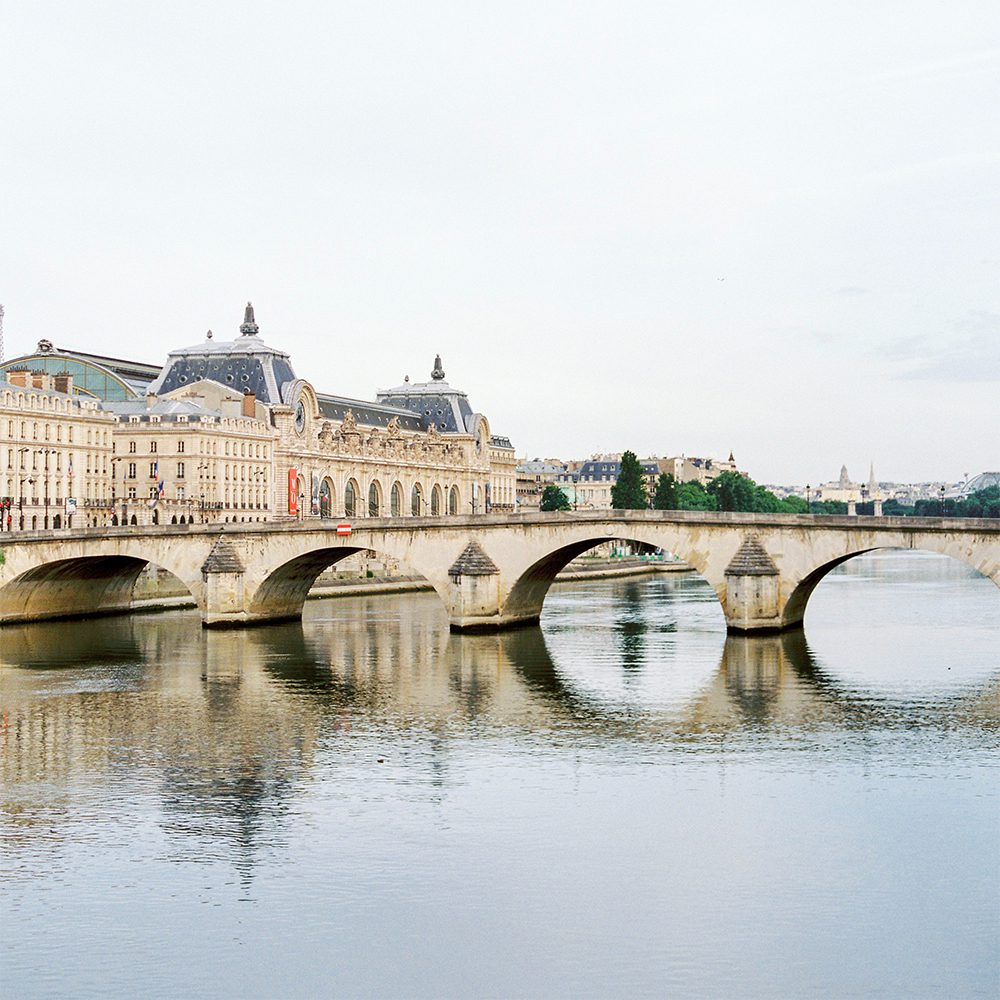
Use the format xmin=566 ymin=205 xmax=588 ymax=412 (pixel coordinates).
xmin=68 ymin=455 xmax=73 ymax=479
xmin=151 ymin=461 xmax=163 ymax=505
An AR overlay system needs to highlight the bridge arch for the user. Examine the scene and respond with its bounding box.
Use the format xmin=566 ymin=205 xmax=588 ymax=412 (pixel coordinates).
xmin=499 ymin=530 xmax=720 ymax=628
xmin=782 ymin=541 xmax=1000 ymax=628
xmin=0 ymin=548 xmax=204 ymax=625
xmin=244 ymin=543 xmax=446 ymax=624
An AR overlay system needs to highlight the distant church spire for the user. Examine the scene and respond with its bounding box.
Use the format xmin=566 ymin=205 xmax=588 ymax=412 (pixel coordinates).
xmin=431 ymin=354 xmax=445 ymax=381
xmin=868 ymin=462 xmax=877 ymax=492
xmin=240 ymin=301 xmax=259 ymax=337
xmin=839 ymin=465 xmax=851 ymax=489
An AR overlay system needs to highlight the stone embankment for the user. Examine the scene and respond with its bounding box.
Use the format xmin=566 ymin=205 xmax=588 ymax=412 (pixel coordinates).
xmin=130 ymin=557 xmax=692 ymax=612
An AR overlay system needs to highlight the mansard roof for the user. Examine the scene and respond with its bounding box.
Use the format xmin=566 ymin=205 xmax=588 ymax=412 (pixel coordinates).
xmin=377 ymin=355 xmax=477 ymax=434
xmin=147 ymin=305 xmax=296 ymax=405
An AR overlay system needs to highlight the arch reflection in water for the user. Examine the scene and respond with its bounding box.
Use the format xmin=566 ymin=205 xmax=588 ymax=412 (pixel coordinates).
xmin=2 ymin=562 xmax=998 ymax=1000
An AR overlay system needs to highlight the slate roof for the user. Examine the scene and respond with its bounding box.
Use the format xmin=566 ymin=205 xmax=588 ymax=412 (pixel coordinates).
xmin=448 ymin=541 xmax=499 ymax=577
xmin=564 ymin=459 xmax=659 ymax=482
xmin=316 ymin=393 xmax=423 ymax=431
xmin=376 ymin=382 xmax=475 ymax=434
xmin=725 ymin=535 xmax=779 ymax=576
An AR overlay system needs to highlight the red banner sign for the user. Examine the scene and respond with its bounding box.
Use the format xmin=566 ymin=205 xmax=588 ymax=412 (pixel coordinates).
xmin=288 ymin=468 xmax=299 ymax=516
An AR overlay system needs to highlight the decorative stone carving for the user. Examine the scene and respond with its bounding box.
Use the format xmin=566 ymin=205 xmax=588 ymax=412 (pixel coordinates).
xmin=340 ymin=409 xmax=357 ymax=433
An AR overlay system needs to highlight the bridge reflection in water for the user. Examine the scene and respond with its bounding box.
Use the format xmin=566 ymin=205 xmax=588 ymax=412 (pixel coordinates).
xmin=3 ymin=575 xmax=997 ymax=859
xmin=3 ymin=561 xmax=997 ymax=1000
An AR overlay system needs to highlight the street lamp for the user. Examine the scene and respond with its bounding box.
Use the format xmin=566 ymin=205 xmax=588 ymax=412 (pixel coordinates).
xmin=805 ymin=484 xmax=811 ymax=513
xmin=18 ymin=473 xmax=34 ymax=530
xmin=939 ymin=484 xmax=946 ymax=517
xmin=34 ymin=448 xmax=56 ymax=529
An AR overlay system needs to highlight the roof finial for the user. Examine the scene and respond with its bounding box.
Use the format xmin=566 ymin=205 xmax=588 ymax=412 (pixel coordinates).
xmin=431 ymin=353 xmax=445 ymax=381
xmin=240 ymin=301 xmax=259 ymax=337
xmin=206 ymin=329 xmax=213 ymax=340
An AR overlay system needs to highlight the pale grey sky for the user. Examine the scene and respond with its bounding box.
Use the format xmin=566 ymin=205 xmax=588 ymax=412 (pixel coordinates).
xmin=2 ymin=1 xmax=998 ymax=484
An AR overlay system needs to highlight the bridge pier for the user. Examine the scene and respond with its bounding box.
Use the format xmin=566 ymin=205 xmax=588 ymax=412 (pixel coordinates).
xmin=200 ymin=536 xmax=250 ymax=628
xmin=721 ymin=535 xmax=793 ymax=635
xmin=444 ymin=541 xmax=542 ymax=631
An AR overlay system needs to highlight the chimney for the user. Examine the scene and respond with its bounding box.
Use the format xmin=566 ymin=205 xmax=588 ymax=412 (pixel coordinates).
xmin=31 ymin=370 xmax=51 ymax=390
xmin=242 ymin=390 xmax=256 ymax=417
xmin=53 ymin=372 xmax=73 ymax=394
xmin=7 ymin=369 xmax=29 ymax=388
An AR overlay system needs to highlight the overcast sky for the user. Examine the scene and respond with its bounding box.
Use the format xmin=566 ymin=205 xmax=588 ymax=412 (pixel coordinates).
xmin=2 ymin=1 xmax=998 ymax=484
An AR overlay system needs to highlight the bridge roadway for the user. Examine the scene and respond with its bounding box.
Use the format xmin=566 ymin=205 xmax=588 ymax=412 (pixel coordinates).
xmin=0 ymin=510 xmax=997 ymax=633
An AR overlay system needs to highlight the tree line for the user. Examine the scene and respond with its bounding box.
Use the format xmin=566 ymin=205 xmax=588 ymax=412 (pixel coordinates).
xmin=539 ymin=452 xmax=999 ymax=518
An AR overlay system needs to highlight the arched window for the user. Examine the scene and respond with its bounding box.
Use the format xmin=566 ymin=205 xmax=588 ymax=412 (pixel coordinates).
xmin=368 ymin=480 xmax=381 ymax=517
xmin=411 ymin=483 xmax=423 ymax=516
xmin=345 ymin=479 xmax=358 ymax=518
xmin=390 ymin=481 xmax=402 ymax=517
xmin=431 ymin=484 xmax=442 ymax=516
xmin=449 ymin=486 xmax=460 ymax=515
xmin=319 ymin=478 xmax=335 ymax=518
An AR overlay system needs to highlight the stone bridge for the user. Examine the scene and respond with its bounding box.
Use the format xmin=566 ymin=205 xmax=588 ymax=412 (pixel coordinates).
xmin=0 ymin=511 xmax=997 ymax=634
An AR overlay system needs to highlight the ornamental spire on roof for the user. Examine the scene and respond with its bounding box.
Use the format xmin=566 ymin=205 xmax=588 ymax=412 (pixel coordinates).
xmin=240 ymin=301 xmax=259 ymax=337
xmin=431 ymin=354 xmax=445 ymax=381
xmin=868 ymin=462 xmax=877 ymax=493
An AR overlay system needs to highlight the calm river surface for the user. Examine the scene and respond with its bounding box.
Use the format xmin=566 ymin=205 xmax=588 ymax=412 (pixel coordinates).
xmin=2 ymin=551 xmax=998 ymax=999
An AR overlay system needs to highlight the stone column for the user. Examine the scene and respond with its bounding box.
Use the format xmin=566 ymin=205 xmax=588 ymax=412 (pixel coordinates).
xmin=873 ymin=495 xmax=883 ymax=516
xmin=847 ymin=497 xmax=857 ymax=516
xmin=201 ymin=533 xmax=248 ymax=628
xmin=723 ymin=534 xmax=782 ymax=634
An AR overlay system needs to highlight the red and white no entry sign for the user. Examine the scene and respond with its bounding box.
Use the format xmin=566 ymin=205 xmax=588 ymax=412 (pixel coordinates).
xmin=336 ymin=523 xmax=352 ymax=536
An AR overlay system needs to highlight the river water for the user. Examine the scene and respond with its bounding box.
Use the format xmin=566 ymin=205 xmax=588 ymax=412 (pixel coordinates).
xmin=1 ymin=551 xmax=998 ymax=999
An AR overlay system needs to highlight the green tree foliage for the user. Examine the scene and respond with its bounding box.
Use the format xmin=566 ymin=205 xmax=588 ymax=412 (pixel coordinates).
xmin=652 ymin=473 xmax=678 ymax=510
xmin=708 ymin=471 xmax=756 ymax=512
xmin=913 ymin=485 xmax=999 ymax=518
xmin=780 ymin=494 xmax=809 ymax=514
xmin=706 ymin=471 xmax=811 ymax=514
xmin=676 ymin=480 xmax=717 ymax=510
xmin=811 ymin=499 xmax=848 ymax=514
xmin=611 ymin=451 xmax=649 ymax=509
xmin=540 ymin=484 xmax=572 ymax=512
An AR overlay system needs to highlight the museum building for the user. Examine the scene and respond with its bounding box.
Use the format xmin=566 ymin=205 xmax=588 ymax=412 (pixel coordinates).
xmin=0 ymin=304 xmax=516 ymax=527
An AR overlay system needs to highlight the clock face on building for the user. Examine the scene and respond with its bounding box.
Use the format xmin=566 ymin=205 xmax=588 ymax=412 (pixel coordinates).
xmin=294 ymin=400 xmax=306 ymax=434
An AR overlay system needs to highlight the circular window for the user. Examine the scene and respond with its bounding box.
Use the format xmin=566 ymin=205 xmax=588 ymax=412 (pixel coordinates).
xmin=241 ymin=374 xmax=249 ymax=382
xmin=179 ymin=376 xmax=188 ymax=383
xmin=226 ymin=374 xmax=234 ymax=383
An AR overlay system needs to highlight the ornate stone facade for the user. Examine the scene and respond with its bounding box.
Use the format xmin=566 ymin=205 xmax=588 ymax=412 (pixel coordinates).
xmin=1 ymin=305 xmax=516 ymax=527
xmin=1 ymin=371 xmax=116 ymax=530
